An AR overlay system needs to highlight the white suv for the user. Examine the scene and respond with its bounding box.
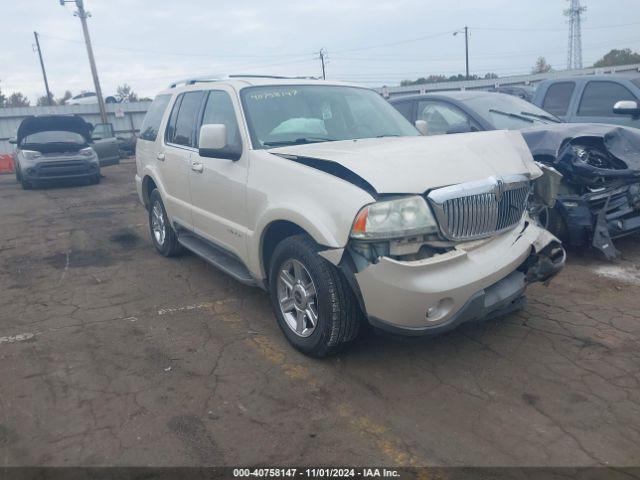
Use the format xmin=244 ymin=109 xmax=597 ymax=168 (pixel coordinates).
xmin=135 ymin=76 xmax=565 ymax=357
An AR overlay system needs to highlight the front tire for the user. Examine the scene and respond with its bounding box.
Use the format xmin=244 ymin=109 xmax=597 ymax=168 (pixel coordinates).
xmin=148 ymin=189 xmax=182 ymax=257
xmin=269 ymin=235 xmax=360 ymax=358
xmin=21 ymin=178 xmax=32 ymax=190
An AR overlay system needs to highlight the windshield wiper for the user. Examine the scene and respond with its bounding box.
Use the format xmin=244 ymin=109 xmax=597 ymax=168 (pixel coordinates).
xmin=489 ymin=109 xmax=533 ymax=123
xmin=263 ymin=137 xmax=335 ymax=147
xmin=520 ymin=111 xmax=561 ymax=123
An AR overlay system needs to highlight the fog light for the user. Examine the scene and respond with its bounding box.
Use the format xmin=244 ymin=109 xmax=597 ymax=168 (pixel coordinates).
xmin=27 ymin=168 xmax=35 ymax=174
xmin=426 ymin=306 xmax=437 ymax=318
xmin=616 ymin=220 xmax=624 ymax=230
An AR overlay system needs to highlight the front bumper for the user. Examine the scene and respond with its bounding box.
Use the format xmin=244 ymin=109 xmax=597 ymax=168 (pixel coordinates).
xmin=22 ymin=159 xmax=99 ymax=182
xmin=557 ymin=183 xmax=640 ymax=259
xmin=353 ymin=219 xmax=564 ymax=335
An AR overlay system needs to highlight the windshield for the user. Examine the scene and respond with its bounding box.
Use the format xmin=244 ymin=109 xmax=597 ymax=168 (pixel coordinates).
xmin=464 ymin=94 xmax=562 ymax=130
xmin=240 ymin=85 xmax=419 ymax=148
xmin=21 ymin=131 xmax=87 ymax=146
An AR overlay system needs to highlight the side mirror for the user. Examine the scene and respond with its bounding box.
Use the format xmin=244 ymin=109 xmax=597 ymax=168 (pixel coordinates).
xmin=8 ymin=137 xmax=17 ymax=144
xmin=415 ymin=120 xmax=428 ymax=135
xmin=613 ymin=100 xmax=640 ymax=119
xmin=199 ymin=123 xmax=242 ymax=161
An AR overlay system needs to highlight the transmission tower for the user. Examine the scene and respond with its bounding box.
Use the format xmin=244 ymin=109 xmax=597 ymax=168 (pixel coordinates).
xmin=565 ymin=0 xmax=586 ymax=70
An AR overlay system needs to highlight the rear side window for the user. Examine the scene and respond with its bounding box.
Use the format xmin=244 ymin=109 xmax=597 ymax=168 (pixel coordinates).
xmin=542 ymin=82 xmax=575 ymax=116
xmin=578 ymin=81 xmax=636 ymax=117
xmin=166 ymin=91 xmax=205 ymax=147
xmin=139 ymin=94 xmax=171 ymax=141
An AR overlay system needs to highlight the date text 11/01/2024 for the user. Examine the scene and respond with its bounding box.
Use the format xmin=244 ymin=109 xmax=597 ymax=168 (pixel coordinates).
xmin=233 ymin=468 xmax=401 ymax=478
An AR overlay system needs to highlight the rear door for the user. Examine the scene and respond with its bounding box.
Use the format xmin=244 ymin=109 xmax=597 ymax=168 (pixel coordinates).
xmin=160 ymin=90 xmax=205 ymax=230
xmin=189 ymin=88 xmax=249 ymax=257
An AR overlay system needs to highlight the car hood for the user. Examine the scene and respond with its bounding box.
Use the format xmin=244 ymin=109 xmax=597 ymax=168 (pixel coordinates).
xmin=17 ymin=115 xmax=92 ymax=144
xmin=519 ymin=123 xmax=640 ymax=172
xmin=269 ymin=130 xmax=541 ymax=194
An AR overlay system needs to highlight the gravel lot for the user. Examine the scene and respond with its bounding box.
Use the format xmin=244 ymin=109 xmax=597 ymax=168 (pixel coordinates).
xmin=1 ymin=159 xmax=639 ymax=467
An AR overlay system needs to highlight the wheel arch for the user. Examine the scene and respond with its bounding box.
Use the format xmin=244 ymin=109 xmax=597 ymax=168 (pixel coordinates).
xmin=141 ymin=175 xmax=158 ymax=209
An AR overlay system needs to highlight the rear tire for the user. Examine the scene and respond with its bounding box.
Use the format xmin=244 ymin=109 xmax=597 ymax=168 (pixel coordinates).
xmin=269 ymin=234 xmax=360 ymax=358
xmin=148 ymin=189 xmax=182 ymax=257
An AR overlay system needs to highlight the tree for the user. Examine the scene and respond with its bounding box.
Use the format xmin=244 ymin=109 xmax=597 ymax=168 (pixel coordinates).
xmin=57 ymin=90 xmax=73 ymax=105
xmin=0 ymin=86 xmax=5 ymax=108
xmin=593 ymin=48 xmax=640 ymax=68
xmin=116 ymin=84 xmax=138 ymax=102
xmin=484 ymin=72 xmax=499 ymax=79
xmin=532 ymin=57 xmax=552 ymax=74
xmin=6 ymin=92 xmax=30 ymax=107
xmin=36 ymin=93 xmax=56 ymax=106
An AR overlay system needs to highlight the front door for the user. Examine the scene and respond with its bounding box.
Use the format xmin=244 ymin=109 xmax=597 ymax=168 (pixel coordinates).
xmin=189 ymin=89 xmax=249 ymax=258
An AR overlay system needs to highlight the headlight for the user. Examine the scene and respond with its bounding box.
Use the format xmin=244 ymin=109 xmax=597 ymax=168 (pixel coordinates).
xmin=350 ymin=196 xmax=438 ymax=240
xmin=21 ymin=150 xmax=42 ymax=161
xmin=80 ymin=147 xmax=95 ymax=158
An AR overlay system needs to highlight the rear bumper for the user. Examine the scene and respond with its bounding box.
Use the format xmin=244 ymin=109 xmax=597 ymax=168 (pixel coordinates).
xmin=353 ymin=219 xmax=564 ymax=335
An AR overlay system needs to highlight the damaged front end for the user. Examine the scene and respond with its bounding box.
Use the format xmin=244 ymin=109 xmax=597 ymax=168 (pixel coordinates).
xmin=522 ymin=125 xmax=640 ymax=259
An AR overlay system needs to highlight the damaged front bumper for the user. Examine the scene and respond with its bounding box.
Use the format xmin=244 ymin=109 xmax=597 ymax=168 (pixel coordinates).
xmin=556 ymin=182 xmax=640 ymax=259
xmin=339 ymin=218 xmax=564 ymax=336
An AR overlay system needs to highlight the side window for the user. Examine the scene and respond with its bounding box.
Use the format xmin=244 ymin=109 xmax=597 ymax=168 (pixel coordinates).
xmin=542 ymin=82 xmax=575 ymax=116
xmin=140 ymin=94 xmax=171 ymax=141
xmin=168 ymin=91 xmax=205 ymax=147
xmin=417 ymin=100 xmax=478 ymax=135
xmin=198 ymin=91 xmax=242 ymax=150
xmin=578 ymin=81 xmax=637 ymax=117
xmin=392 ymin=101 xmax=414 ymax=122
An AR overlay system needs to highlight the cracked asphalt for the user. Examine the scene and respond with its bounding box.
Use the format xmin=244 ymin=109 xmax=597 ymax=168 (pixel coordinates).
xmin=1 ymin=159 xmax=639 ymax=467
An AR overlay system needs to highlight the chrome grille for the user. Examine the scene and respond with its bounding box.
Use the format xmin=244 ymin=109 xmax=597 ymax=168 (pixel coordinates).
xmin=428 ymin=175 xmax=530 ymax=241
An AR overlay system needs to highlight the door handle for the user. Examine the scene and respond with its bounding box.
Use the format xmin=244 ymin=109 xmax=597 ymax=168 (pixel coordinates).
xmin=156 ymin=152 xmax=165 ymax=161
xmin=191 ymin=160 xmax=203 ymax=173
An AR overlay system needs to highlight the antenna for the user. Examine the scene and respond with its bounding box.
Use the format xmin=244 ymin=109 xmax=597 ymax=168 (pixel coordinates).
xmin=565 ymin=0 xmax=586 ymax=69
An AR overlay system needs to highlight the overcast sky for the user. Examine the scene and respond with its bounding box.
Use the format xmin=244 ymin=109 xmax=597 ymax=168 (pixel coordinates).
xmin=1 ymin=0 xmax=639 ymax=102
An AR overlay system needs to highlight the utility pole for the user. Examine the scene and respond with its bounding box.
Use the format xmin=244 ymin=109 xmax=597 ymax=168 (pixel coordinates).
xmin=60 ymin=0 xmax=108 ymax=123
xmin=33 ymin=31 xmax=53 ymax=106
xmin=464 ymin=26 xmax=469 ymax=80
xmin=319 ymin=49 xmax=326 ymax=80
xmin=453 ymin=27 xmax=470 ymax=80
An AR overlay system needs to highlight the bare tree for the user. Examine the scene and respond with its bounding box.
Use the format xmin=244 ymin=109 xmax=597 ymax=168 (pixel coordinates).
xmin=532 ymin=57 xmax=553 ymax=74
xmin=57 ymin=90 xmax=73 ymax=105
xmin=116 ymin=84 xmax=139 ymax=103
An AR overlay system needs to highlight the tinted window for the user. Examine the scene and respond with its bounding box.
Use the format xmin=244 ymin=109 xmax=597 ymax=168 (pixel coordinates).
xmin=139 ymin=94 xmax=171 ymax=141
xmin=578 ymin=81 xmax=636 ymax=116
xmin=198 ymin=91 xmax=242 ymax=151
xmin=542 ymin=82 xmax=575 ymax=116
xmin=391 ymin=100 xmax=413 ymax=121
xmin=170 ymin=91 xmax=205 ymax=147
xmin=417 ymin=100 xmax=480 ymax=135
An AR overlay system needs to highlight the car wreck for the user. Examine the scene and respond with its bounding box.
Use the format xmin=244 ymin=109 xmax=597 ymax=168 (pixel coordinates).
xmin=523 ymin=124 xmax=640 ymax=259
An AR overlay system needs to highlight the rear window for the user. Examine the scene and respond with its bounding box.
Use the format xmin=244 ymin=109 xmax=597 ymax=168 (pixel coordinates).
xmin=542 ymin=82 xmax=575 ymax=116
xmin=166 ymin=91 xmax=205 ymax=147
xmin=139 ymin=94 xmax=171 ymax=141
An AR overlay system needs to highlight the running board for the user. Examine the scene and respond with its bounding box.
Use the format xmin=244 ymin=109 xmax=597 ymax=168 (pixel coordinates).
xmin=177 ymin=233 xmax=256 ymax=286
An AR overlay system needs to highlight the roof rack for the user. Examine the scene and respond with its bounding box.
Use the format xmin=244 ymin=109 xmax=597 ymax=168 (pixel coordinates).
xmin=168 ymin=76 xmax=225 ymax=88
xmin=229 ymin=74 xmax=320 ymax=80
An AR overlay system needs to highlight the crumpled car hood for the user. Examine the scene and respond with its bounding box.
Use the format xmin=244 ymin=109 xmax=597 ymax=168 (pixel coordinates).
xmin=270 ymin=130 xmax=541 ymax=194
xmin=520 ymin=123 xmax=640 ymax=173
xmin=17 ymin=115 xmax=93 ymax=145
